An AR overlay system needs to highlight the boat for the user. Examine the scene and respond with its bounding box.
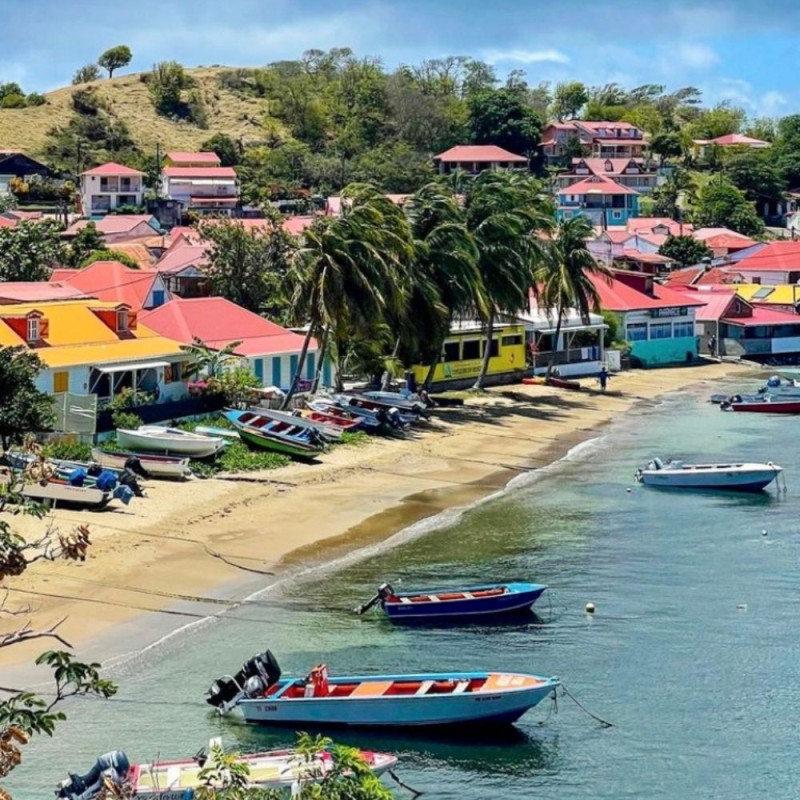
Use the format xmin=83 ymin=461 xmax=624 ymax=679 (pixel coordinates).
xmin=0 ymin=471 xmax=115 ymax=509
xmin=116 ymin=426 xmax=224 ymax=458
xmin=344 ymin=391 xmax=430 ymax=418
xmin=56 ymin=742 xmax=397 ymax=800
xmin=760 ymin=375 xmax=800 ymax=398
xmin=224 ymin=410 xmax=326 ymax=458
xmin=207 ymin=650 xmax=559 ymax=728
xmin=331 ymin=396 xmax=416 ymax=428
xmin=307 ymin=398 xmax=386 ymax=432
xmin=300 ymin=406 xmax=363 ymax=433
xmin=92 ymin=448 xmax=192 ymax=480
xmin=247 ymin=406 xmax=347 ymax=442
xmin=356 ymin=581 xmax=548 ymax=621
xmin=635 ymin=457 xmax=783 ymax=492
xmin=195 ymin=425 xmax=240 ymax=441
xmin=720 ymin=395 xmax=800 ymax=414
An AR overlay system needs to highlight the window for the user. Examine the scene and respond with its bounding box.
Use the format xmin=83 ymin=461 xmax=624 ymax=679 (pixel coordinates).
xmin=117 ymin=309 xmax=129 ymax=332
xmin=487 ymin=339 xmax=499 ymax=357
xmin=649 ymin=322 xmax=673 ymax=340
xmin=673 ymin=321 xmax=694 ymax=338
xmin=462 ymin=339 xmax=481 ymax=360
xmin=443 ymin=342 xmax=460 ymax=362
xmin=53 ymin=371 xmax=69 ymax=393
xmin=151 ymin=290 xmax=166 ymax=307
xmin=502 ymin=335 xmax=523 ymax=347
xmin=626 ymin=322 xmax=648 ymax=342
xmin=26 ymin=317 xmax=39 ymax=342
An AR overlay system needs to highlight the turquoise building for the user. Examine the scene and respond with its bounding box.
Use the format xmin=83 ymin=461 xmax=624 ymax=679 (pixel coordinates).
xmin=557 ymin=174 xmax=640 ymax=227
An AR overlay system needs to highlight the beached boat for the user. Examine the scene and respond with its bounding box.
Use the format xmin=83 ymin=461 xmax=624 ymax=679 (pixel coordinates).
xmin=720 ymin=396 xmax=800 ymax=413
xmin=116 ymin=426 xmax=224 ymax=458
xmin=224 ymin=409 xmax=325 ymax=458
xmin=0 ymin=472 xmax=115 ymax=509
xmin=207 ymin=650 xmax=558 ymax=728
xmin=301 ymin=406 xmax=363 ymax=433
xmin=635 ymin=457 xmax=783 ymax=492
xmin=332 ymin=396 xmax=416 ymax=427
xmin=91 ymin=448 xmax=192 ymax=480
xmin=345 ymin=391 xmax=430 ymax=418
xmin=356 ymin=581 xmax=547 ymax=621
xmin=56 ymin=742 xmax=397 ymax=800
xmin=307 ymin=398 xmax=386 ymax=432
xmin=247 ymin=406 xmax=347 ymax=442
xmin=195 ymin=425 xmax=240 ymax=441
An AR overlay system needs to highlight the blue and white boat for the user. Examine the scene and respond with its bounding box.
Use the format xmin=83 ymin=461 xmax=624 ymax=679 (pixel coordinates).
xmin=207 ymin=650 xmax=558 ymax=728
xmin=356 ymin=581 xmax=547 ymax=621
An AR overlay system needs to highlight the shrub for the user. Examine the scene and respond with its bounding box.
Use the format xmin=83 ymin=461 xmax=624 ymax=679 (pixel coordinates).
xmin=0 ymin=94 xmax=26 ymax=109
xmin=108 ymin=387 xmax=154 ymax=410
xmin=216 ymin=367 xmax=260 ymax=408
xmin=42 ymin=438 xmax=93 ymax=462
xmin=111 ymin=410 xmax=142 ymax=430
xmin=73 ymin=64 xmax=102 ymax=85
xmin=71 ymin=88 xmax=102 ymax=115
xmin=25 ymin=93 xmax=46 ymax=107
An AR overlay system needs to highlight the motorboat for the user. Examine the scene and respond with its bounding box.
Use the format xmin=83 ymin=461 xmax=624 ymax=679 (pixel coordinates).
xmin=344 ymin=391 xmax=430 ymax=418
xmin=116 ymin=426 xmax=224 ymax=458
xmin=92 ymin=448 xmax=192 ymax=480
xmin=300 ymin=406 xmax=363 ymax=433
xmin=224 ymin=410 xmax=325 ymax=458
xmin=720 ymin=395 xmax=800 ymax=413
xmin=207 ymin=650 xmax=559 ymax=728
xmin=56 ymin=741 xmax=397 ymax=800
xmin=635 ymin=457 xmax=783 ymax=492
xmin=356 ymin=581 xmax=547 ymax=621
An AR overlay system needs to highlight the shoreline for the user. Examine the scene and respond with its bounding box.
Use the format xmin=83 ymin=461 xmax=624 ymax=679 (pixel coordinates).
xmin=0 ymin=362 xmax=756 ymax=683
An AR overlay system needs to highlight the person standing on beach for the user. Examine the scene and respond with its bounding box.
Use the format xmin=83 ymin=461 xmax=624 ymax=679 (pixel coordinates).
xmin=599 ymin=365 xmax=609 ymax=392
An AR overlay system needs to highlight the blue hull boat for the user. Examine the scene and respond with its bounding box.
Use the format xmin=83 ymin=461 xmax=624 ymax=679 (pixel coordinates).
xmin=356 ymin=581 xmax=547 ymax=621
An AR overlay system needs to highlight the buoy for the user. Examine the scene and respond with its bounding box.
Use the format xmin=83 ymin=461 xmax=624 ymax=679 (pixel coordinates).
xmin=626 ymin=487 xmax=632 ymax=493
xmin=761 ymin=529 xmax=768 ymax=536
xmin=585 ymin=602 xmax=595 ymax=614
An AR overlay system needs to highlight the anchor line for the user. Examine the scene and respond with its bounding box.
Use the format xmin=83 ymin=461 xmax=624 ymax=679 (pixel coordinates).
xmin=388 ymin=770 xmax=424 ymax=798
xmin=560 ymin=683 xmax=614 ymax=728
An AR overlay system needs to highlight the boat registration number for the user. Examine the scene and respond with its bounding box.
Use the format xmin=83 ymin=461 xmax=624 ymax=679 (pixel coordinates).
xmin=255 ymin=704 xmax=278 ymax=712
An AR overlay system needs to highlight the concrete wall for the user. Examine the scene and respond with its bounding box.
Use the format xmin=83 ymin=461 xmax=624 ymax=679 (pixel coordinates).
xmin=630 ymin=336 xmax=698 ymax=366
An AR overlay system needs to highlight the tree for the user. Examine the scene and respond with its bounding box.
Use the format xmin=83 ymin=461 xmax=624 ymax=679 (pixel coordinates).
xmin=551 ymin=81 xmax=588 ymax=121
xmin=649 ymin=131 xmax=684 ymax=164
xmin=464 ymin=170 xmax=552 ymax=390
xmin=351 ymin=142 xmax=435 ymax=193
xmin=468 ymin=88 xmax=542 ymax=158
xmin=198 ymin=217 xmax=296 ymax=317
xmin=658 ymin=234 xmax=713 ymax=267
xmin=693 ymin=177 xmax=765 ymax=236
xmin=724 ymin=150 xmax=785 ymax=203
xmin=536 ymin=215 xmax=611 ymax=379
xmin=284 ymin=184 xmax=413 ymax=402
xmin=80 ymin=249 xmax=140 ymax=269
xmin=72 ymin=64 xmax=101 ymax=84
xmin=64 ymin=221 xmax=104 ymax=267
xmin=0 ymin=349 xmax=54 ymax=451
xmin=148 ymin=61 xmax=193 ymax=117
xmin=0 ymin=220 xmax=64 ymax=282
xmin=98 ymin=45 xmax=132 ymax=78
xmin=182 ymin=338 xmax=243 ymax=379
xmin=200 ymin=133 xmax=241 ymax=167
xmin=685 ymin=104 xmax=745 ymax=141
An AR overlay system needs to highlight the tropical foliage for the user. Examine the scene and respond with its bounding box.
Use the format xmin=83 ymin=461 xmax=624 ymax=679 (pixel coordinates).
xmin=0 ymin=220 xmax=64 ymax=282
xmin=0 ymin=348 xmax=54 ymax=450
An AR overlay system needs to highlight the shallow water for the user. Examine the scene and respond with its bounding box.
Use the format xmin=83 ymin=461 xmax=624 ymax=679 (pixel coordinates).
xmin=9 ymin=381 xmax=800 ymax=799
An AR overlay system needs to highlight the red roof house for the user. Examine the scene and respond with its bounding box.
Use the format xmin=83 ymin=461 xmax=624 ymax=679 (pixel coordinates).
xmin=434 ymin=145 xmax=527 ymax=174
xmin=164 ymin=151 xmax=222 ymax=167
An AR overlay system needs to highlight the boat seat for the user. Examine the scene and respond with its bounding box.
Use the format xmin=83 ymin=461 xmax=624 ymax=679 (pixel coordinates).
xmin=166 ymin=767 xmax=181 ymax=788
xmin=462 ymin=592 xmax=474 ymax=599
xmin=350 ymin=681 xmax=393 ymax=697
xmin=416 ymin=680 xmax=434 ymax=696
xmin=399 ymin=597 xmax=412 ymax=604
xmin=452 ymin=680 xmax=470 ymax=695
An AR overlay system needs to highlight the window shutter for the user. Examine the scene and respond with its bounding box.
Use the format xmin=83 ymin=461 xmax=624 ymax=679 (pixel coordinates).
xmin=39 ymin=318 xmax=50 ymax=339
xmin=128 ymin=311 xmax=138 ymax=330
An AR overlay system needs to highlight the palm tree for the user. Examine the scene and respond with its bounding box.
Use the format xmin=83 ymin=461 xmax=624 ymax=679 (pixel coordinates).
xmin=535 ymin=216 xmax=612 ymax=379
xmin=182 ymin=337 xmax=243 ymax=379
xmin=282 ymin=184 xmax=413 ymax=405
xmin=465 ymin=170 xmax=553 ymax=390
xmin=403 ymin=183 xmax=484 ymax=390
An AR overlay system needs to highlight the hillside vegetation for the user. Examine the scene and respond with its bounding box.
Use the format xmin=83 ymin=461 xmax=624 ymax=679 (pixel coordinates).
xmin=0 ymin=67 xmax=273 ymax=156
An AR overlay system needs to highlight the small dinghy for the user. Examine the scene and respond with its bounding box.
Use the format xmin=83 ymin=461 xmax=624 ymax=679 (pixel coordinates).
xmin=56 ymin=741 xmax=397 ymax=799
xmin=356 ymin=581 xmax=547 ymax=621
xmin=92 ymin=448 xmax=192 ymax=480
xmin=635 ymin=457 xmax=783 ymax=492
xmin=116 ymin=426 xmax=224 ymax=458
xmin=207 ymin=650 xmax=558 ymax=728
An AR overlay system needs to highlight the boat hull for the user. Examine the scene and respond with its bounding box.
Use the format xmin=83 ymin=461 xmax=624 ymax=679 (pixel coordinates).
xmin=639 ymin=469 xmax=779 ymax=492
xmin=384 ymin=583 xmax=546 ymax=621
xmin=116 ymin=429 xmax=222 ymax=458
xmin=237 ymin=673 xmax=557 ymax=728
xmin=236 ymin=426 xmax=319 ymax=457
xmin=724 ymin=400 xmax=800 ymax=413
xmin=92 ymin=448 xmax=191 ymax=479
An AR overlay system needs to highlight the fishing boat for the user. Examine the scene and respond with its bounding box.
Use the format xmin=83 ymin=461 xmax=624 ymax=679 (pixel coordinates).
xmin=333 ymin=396 xmax=416 ymax=427
xmin=116 ymin=426 xmax=224 ymax=458
xmin=307 ymin=398 xmax=385 ymax=432
xmin=356 ymin=581 xmax=547 ymax=621
xmin=720 ymin=395 xmax=800 ymax=413
xmin=247 ymin=406 xmax=347 ymax=442
xmin=224 ymin=409 xmax=325 ymax=458
xmin=56 ymin=742 xmax=397 ymax=800
xmin=195 ymin=425 xmax=240 ymax=441
xmin=301 ymin=406 xmax=363 ymax=433
xmin=635 ymin=457 xmax=783 ymax=492
xmin=92 ymin=448 xmax=192 ymax=480
xmin=344 ymin=392 xmax=430 ymax=418
xmin=0 ymin=471 xmax=114 ymax=509
xmin=207 ymin=650 xmax=559 ymax=728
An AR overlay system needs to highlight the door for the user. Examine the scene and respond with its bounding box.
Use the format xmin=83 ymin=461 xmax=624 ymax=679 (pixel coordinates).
xmin=289 ymin=355 xmax=299 ymax=387
xmin=306 ymin=352 xmax=316 ymax=380
xmin=53 ymin=371 xmax=69 ymax=393
xmin=271 ymin=357 xmax=282 ymax=388
xmin=253 ymin=358 xmax=264 ymax=384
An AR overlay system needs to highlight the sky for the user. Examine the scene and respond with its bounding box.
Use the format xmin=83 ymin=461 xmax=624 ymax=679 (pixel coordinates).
xmin=1 ymin=0 xmax=798 ymax=118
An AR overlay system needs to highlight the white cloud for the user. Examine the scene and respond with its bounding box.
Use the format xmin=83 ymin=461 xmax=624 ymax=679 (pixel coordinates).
xmin=674 ymin=42 xmax=718 ymax=69
xmin=483 ymin=48 xmax=570 ymax=65
xmin=758 ymin=90 xmax=788 ymax=116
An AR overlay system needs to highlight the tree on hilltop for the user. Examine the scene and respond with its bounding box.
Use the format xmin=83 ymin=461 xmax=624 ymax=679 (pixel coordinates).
xmin=98 ymin=45 xmax=132 ymax=78
xmin=72 ymin=63 xmax=101 ymax=85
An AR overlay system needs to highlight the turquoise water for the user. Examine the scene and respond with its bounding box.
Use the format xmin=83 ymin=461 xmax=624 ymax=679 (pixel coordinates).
xmin=9 ymin=381 xmax=800 ymax=799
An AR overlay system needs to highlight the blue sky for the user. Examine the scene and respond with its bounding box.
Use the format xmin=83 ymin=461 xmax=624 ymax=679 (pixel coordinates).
xmin=1 ymin=0 xmax=797 ymax=117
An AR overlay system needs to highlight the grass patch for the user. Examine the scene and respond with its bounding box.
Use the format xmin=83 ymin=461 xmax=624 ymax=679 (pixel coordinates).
xmin=42 ymin=439 xmax=93 ymax=462
xmin=337 ymin=430 xmax=370 ymax=447
xmin=191 ymin=441 xmax=290 ymax=477
xmin=176 ymin=414 xmax=236 ymax=432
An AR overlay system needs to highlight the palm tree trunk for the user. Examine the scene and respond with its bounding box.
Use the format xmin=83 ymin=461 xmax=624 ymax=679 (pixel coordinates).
xmin=311 ymin=328 xmax=329 ymax=394
xmin=281 ymin=325 xmax=315 ymax=409
xmin=423 ymin=352 xmax=440 ymax=391
xmin=472 ymin=307 xmax=495 ymax=391
xmin=545 ymin=308 xmax=564 ymax=380
xmin=380 ymin=337 xmax=401 ymax=391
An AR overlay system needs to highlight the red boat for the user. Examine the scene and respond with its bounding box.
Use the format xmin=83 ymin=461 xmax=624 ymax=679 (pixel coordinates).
xmin=301 ymin=407 xmax=362 ymax=431
xmin=722 ymin=396 xmax=800 ymax=413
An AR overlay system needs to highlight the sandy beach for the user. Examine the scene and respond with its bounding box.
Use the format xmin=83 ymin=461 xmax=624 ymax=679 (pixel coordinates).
xmin=2 ymin=362 xmax=754 ymax=676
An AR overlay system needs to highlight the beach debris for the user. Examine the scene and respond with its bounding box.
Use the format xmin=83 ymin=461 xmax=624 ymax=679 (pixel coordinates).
xmin=585 ymin=602 xmax=595 ymax=614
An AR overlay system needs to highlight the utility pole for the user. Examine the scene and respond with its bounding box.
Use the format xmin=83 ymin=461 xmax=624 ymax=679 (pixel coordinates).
xmin=155 ymin=141 xmax=162 ymax=199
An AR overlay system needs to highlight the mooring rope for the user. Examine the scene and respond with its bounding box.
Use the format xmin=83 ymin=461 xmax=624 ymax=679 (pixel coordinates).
xmin=560 ymin=683 xmax=614 ymax=728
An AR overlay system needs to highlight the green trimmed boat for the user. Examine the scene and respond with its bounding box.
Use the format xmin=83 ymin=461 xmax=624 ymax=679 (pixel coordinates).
xmin=224 ymin=409 xmax=325 ymax=459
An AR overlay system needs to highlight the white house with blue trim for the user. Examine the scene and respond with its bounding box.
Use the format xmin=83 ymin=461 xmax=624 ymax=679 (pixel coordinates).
xmin=140 ymin=297 xmax=330 ymax=390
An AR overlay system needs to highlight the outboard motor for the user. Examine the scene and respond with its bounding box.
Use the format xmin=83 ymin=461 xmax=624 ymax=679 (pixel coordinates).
xmin=207 ymin=650 xmax=282 ymax=710
xmin=118 ymin=468 xmax=145 ymax=498
xmin=355 ymin=583 xmax=395 ymax=614
xmin=124 ymin=455 xmax=149 ymax=479
xmin=56 ymin=751 xmax=130 ymax=800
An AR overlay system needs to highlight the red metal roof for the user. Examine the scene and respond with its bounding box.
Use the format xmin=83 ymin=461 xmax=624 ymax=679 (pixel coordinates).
xmin=162 ymin=166 xmax=237 ymax=178
xmin=666 ymin=266 xmax=742 ymax=287
xmin=589 ymin=273 xmax=705 ymax=312
xmin=140 ymin=297 xmax=313 ymax=356
xmin=709 ymin=134 xmax=770 ymax=147
xmin=0 ymin=217 xmax=15 ymax=229
xmin=165 ymin=151 xmax=221 ymax=165
xmin=594 ymin=139 xmax=647 ymax=146
xmin=282 ymin=216 xmax=315 ymax=236
xmin=0 ymin=282 xmax=88 ymax=303
xmin=67 ymin=215 xmax=159 ymax=236
xmin=81 ymin=162 xmax=145 ymax=177
xmin=155 ymin=244 xmax=209 ymax=275
xmin=725 ymin=306 xmax=800 ymax=326
xmin=693 ymin=291 xmax=738 ymax=322
xmin=621 ymin=249 xmax=672 ymax=264
xmin=434 ymin=145 xmax=527 ymax=163
xmin=561 ymin=175 xmax=638 ymax=196
xmin=734 ymin=242 xmax=800 ymax=272
xmin=56 ymin=261 xmax=163 ymax=312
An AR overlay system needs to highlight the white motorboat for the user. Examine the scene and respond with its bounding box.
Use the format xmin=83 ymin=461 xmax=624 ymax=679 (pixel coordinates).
xmin=116 ymin=426 xmax=223 ymax=458
xmin=91 ymin=448 xmax=192 ymax=479
xmin=635 ymin=458 xmax=783 ymax=492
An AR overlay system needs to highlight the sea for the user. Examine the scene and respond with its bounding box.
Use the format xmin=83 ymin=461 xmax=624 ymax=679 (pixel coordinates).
xmin=8 ymin=377 xmax=800 ymax=800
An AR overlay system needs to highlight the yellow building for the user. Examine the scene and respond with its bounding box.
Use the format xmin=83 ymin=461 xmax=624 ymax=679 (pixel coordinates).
xmin=0 ymin=299 xmax=187 ymax=401
xmin=410 ymin=320 xmax=526 ymax=389
xmin=733 ymin=284 xmax=800 ymax=312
